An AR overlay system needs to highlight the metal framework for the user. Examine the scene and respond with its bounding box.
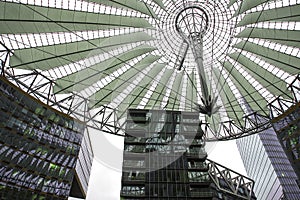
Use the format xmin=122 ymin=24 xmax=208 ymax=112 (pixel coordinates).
xmin=269 ymin=74 xmax=300 ymax=120
xmin=0 ymin=43 xmax=273 ymax=141
xmin=0 ymin=42 xmax=10 ymax=76
xmin=0 ymin=0 xmax=299 ymax=141
xmin=0 ymin=47 xmax=285 ymax=141
xmin=207 ymin=159 xmax=255 ymax=200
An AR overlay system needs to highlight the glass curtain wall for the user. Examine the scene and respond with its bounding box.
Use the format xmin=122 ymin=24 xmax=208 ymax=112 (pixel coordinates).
xmin=121 ymin=109 xmax=211 ymax=199
xmin=0 ymin=77 xmax=85 ymax=200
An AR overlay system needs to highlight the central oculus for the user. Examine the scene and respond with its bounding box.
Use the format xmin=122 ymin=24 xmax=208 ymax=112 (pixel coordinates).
xmin=175 ymin=6 xmax=209 ymax=39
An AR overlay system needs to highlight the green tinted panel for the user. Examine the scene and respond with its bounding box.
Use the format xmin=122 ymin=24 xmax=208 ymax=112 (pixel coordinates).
xmin=234 ymin=41 xmax=300 ymax=75
xmin=54 ymin=45 xmax=156 ymax=93
xmin=229 ymin=52 xmax=290 ymax=98
xmin=93 ymin=59 xmax=163 ymax=106
xmin=166 ymin=72 xmax=184 ymax=110
xmin=146 ymin=69 xmax=173 ymax=109
xmin=222 ymin=61 xmax=268 ymax=115
xmin=10 ymin=32 xmax=154 ymax=70
xmin=0 ymin=1 xmax=152 ymax=34
xmin=235 ymin=0 xmax=271 ymax=15
xmin=237 ymin=28 xmax=300 ymax=48
xmin=212 ymin=68 xmax=244 ymax=124
xmin=85 ymin=0 xmax=157 ymax=17
xmin=186 ymin=72 xmax=197 ymax=111
xmin=237 ymin=4 xmax=300 ymax=26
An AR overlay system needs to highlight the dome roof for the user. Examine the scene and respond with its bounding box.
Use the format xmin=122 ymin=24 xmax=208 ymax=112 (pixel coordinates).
xmin=0 ymin=0 xmax=299 ymax=140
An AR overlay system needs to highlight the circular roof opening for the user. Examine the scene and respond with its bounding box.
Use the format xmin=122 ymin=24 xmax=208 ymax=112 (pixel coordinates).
xmin=175 ymin=6 xmax=209 ymax=39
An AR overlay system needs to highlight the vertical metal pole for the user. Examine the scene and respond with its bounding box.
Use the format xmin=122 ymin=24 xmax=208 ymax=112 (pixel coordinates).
xmin=189 ymin=35 xmax=209 ymax=102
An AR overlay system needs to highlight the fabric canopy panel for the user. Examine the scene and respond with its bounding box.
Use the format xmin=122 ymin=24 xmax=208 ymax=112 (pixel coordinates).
xmin=0 ymin=0 xmax=299 ymax=139
xmin=0 ymin=1 xmax=153 ymax=34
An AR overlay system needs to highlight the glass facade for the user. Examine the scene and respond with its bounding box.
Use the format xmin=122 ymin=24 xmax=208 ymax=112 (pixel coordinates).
xmin=71 ymin=129 xmax=94 ymax=198
xmin=271 ymin=103 xmax=300 ymax=182
xmin=237 ymin=127 xmax=300 ymax=199
xmin=121 ymin=109 xmax=256 ymax=199
xmin=0 ymin=77 xmax=90 ymax=200
xmin=121 ymin=109 xmax=212 ymax=199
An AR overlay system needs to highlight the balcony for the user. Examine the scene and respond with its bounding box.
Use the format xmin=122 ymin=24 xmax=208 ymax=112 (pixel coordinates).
xmin=190 ymin=191 xmax=213 ymax=198
xmin=186 ymin=152 xmax=207 ymax=160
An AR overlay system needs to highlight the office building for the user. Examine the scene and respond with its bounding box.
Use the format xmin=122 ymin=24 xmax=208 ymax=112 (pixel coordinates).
xmin=237 ymin=128 xmax=300 ymax=199
xmin=270 ymin=91 xmax=300 ymax=182
xmin=121 ymin=109 xmax=211 ymax=199
xmin=237 ymin=76 xmax=300 ymax=200
xmin=70 ymin=128 xmax=94 ymax=198
xmin=121 ymin=109 xmax=256 ymax=199
xmin=237 ymin=127 xmax=300 ymax=200
xmin=0 ymin=76 xmax=93 ymax=199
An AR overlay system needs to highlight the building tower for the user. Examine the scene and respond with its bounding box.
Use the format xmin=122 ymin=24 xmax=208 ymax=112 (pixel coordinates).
xmin=237 ymin=76 xmax=300 ymax=199
xmin=0 ymin=77 xmax=93 ymax=200
xmin=70 ymin=127 xmax=94 ymax=198
xmin=121 ymin=109 xmax=211 ymax=199
xmin=237 ymin=128 xmax=300 ymax=199
xmin=121 ymin=109 xmax=256 ymax=199
xmin=270 ymin=75 xmax=300 ymax=182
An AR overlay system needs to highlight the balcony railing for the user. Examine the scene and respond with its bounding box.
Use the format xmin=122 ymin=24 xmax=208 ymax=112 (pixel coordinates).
xmin=190 ymin=191 xmax=214 ymax=197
